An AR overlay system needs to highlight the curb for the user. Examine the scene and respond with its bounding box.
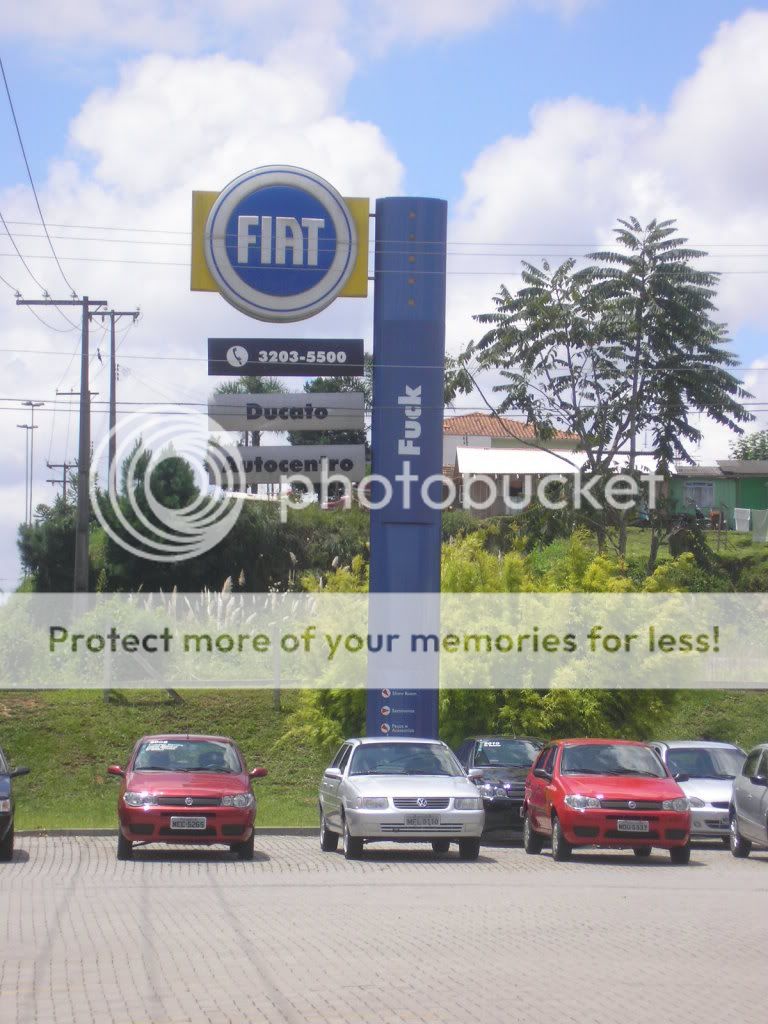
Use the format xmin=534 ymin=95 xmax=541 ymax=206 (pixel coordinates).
xmin=16 ymin=827 xmax=319 ymax=838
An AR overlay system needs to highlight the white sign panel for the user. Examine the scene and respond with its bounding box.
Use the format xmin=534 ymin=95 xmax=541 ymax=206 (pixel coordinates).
xmin=216 ymin=445 xmax=366 ymax=485
xmin=208 ymin=392 xmax=364 ymax=433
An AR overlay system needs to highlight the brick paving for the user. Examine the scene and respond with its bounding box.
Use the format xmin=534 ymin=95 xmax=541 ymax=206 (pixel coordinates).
xmin=0 ymin=836 xmax=766 ymax=1024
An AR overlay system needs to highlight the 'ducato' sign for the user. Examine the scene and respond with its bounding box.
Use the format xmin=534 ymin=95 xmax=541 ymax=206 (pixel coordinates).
xmin=194 ymin=166 xmax=367 ymax=322
xmin=208 ymin=392 xmax=364 ymax=433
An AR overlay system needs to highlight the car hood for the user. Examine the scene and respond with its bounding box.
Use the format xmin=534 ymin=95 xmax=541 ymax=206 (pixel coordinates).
xmin=472 ymin=766 xmax=530 ymax=785
xmin=346 ymin=775 xmax=479 ymax=798
xmin=559 ymin=775 xmax=684 ymax=801
xmin=125 ymin=771 xmax=250 ymax=796
xmin=679 ymin=777 xmax=735 ymax=802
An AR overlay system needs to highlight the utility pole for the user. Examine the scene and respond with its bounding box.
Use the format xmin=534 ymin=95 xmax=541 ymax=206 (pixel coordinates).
xmin=16 ymin=422 xmax=31 ymax=525
xmin=94 ymin=308 xmax=139 ymax=498
xmin=47 ymin=461 xmax=75 ymax=502
xmin=17 ymin=296 xmax=107 ymax=591
xmin=22 ymin=400 xmax=44 ymax=522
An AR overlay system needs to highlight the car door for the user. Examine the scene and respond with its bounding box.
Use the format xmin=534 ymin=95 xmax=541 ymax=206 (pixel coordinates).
xmin=528 ymin=746 xmax=556 ymax=832
xmin=734 ymin=748 xmax=763 ymax=841
xmin=741 ymin=749 xmax=768 ymax=844
xmin=320 ymin=743 xmax=352 ymax=829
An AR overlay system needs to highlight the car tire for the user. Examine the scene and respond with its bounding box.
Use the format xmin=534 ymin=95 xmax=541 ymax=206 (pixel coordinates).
xmin=669 ymin=843 xmax=691 ymax=865
xmin=116 ymin=832 xmax=133 ymax=861
xmin=232 ymin=833 xmax=255 ymax=861
xmin=458 ymin=838 xmax=481 ymax=861
xmin=729 ymin=815 xmax=751 ymax=859
xmin=522 ymin=813 xmax=544 ymax=855
xmin=431 ymin=839 xmax=450 ymax=854
xmin=633 ymin=847 xmax=652 ymax=859
xmin=342 ymin=818 xmax=363 ymax=860
xmin=320 ymin=811 xmax=339 ymax=852
xmin=551 ymin=817 xmax=572 ymax=862
xmin=0 ymin=826 xmax=14 ymax=862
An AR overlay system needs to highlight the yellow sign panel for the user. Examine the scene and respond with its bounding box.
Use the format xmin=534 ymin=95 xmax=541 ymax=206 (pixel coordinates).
xmin=191 ymin=191 xmax=369 ymax=298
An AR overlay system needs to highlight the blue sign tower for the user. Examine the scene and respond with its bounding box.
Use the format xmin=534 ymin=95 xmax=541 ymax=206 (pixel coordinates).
xmin=367 ymin=198 xmax=447 ymax=739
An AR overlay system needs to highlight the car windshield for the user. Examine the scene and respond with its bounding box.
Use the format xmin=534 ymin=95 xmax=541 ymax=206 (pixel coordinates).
xmin=474 ymin=739 xmax=539 ymax=767
xmin=665 ymin=746 xmax=745 ymax=779
xmin=349 ymin=743 xmax=463 ymax=777
xmin=133 ymin=739 xmax=241 ymax=773
xmin=561 ymin=744 xmax=666 ymax=778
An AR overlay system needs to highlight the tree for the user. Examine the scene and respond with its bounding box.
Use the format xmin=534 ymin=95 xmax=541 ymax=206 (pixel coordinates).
xmin=17 ymin=494 xmax=78 ymax=590
xmin=470 ymin=217 xmax=752 ymax=555
xmin=730 ymin=429 xmax=768 ymax=460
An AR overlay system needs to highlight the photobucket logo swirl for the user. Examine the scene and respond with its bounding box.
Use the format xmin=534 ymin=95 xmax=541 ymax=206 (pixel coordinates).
xmin=90 ymin=407 xmax=245 ymax=562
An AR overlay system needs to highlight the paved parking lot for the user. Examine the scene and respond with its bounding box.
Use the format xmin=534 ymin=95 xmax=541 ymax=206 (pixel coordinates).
xmin=0 ymin=836 xmax=766 ymax=1024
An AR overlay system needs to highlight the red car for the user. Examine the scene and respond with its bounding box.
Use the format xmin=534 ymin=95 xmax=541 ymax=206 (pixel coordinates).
xmin=522 ymin=738 xmax=691 ymax=863
xmin=108 ymin=734 xmax=268 ymax=861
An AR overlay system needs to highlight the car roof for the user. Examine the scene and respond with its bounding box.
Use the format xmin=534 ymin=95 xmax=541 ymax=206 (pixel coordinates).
xmin=137 ymin=734 xmax=237 ymax=744
xmin=347 ymin=737 xmax=446 ymax=746
xmin=466 ymin=735 xmax=541 ymax=741
xmin=557 ymin=738 xmax=651 ymax=747
xmin=652 ymin=740 xmax=744 ymax=750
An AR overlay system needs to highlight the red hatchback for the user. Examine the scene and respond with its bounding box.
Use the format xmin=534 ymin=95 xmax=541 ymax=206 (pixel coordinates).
xmin=522 ymin=739 xmax=691 ymax=863
xmin=108 ymin=734 xmax=267 ymax=860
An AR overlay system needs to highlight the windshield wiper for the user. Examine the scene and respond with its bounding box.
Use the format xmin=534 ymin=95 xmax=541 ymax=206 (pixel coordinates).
xmin=601 ymin=769 xmax=662 ymax=777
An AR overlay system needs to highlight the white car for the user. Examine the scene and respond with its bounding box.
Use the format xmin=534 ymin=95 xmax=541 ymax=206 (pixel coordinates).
xmin=318 ymin=737 xmax=485 ymax=860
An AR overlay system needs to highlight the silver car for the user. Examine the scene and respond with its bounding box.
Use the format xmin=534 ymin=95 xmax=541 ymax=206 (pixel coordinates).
xmin=650 ymin=740 xmax=745 ymax=844
xmin=318 ymin=737 xmax=485 ymax=860
xmin=730 ymin=743 xmax=768 ymax=858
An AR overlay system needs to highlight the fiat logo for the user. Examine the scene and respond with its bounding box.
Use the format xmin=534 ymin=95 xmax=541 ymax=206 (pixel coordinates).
xmin=628 ymin=800 xmax=637 ymax=809
xmin=417 ymin=798 xmax=428 ymax=808
xmin=185 ymin=797 xmax=193 ymax=806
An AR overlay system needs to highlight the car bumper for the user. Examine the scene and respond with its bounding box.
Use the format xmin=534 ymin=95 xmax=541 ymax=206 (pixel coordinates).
xmin=345 ymin=808 xmax=485 ymax=840
xmin=119 ymin=806 xmax=255 ymax=844
xmin=559 ymin=808 xmax=690 ymax=848
xmin=689 ymin=808 xmax=730 ymax=838
xmin=482 ymin=799 xmax=524 ymax=830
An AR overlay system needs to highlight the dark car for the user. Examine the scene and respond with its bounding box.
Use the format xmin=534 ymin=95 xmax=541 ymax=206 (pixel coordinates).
xmin=455 ymin=736 xmax=542 ymax=832
xmin=0 ymin=746 xmax=30 ymax=861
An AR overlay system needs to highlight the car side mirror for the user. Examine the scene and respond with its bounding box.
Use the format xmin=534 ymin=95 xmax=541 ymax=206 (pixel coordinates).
xmin=10 ymin=766 xmax=29 ymax=779
xmin=674 ymin=772 xmax=690 ymax=783
xmin=533 ymin=768 xmax=551 ymax=780
xmin=750 ymin=775 xmax=768 ymax=787
xmin=107 ymin=765 xmax=125 ymax=778
xmin=467 ymin=768 xmax=483 ymax=780
xmin=324 ymin=767 xmax=342 ymax=779
xmin=249 ymin=767 xmax=268 ymax=779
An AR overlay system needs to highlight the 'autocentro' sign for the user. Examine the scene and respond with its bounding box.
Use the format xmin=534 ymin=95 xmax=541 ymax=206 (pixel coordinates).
xmin=203 ymin=165 xmax=358 ymax=322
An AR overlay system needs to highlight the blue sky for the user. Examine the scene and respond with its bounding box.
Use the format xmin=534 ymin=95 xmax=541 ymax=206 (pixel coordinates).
xmin=0 ymin=0 xmax=767 ymax=584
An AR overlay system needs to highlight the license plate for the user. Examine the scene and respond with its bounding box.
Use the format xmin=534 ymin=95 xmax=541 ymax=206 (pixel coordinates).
xmin=404 ymin=815 xmax=440 ymax=827
xmin=169 ymin=816 xmax=206 ymax=830
xmin=617 ymin=819 xmax=650 ymax=833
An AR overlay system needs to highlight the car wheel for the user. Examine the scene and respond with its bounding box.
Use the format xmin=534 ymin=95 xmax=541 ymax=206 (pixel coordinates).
xmin=342 ymin=818 xmax=363 ymax=860
xmin=730 ymin=815 xmax=751 ymax=858
xmin=431 ymin=839 xmax=450 ymax=854
xmin=116 ymin=832 xmax=133 ymax=861
xmin=669 ymin=843 xmax=691 ymax=865
xmin=0 ymin=826 xmax=14 ymax=862
xmin=523 ymin=813 xmax=544 ymax=855
xmin=551 ymin=817 xmax=572 ymax=862
xmin=233 ymin=833 xmax=255 ymax=861
xmin=458 ymin=838 xmax=481 ymax=861
xmin=633 ymin=847 xmax=652 ymax=858
xmin=319 ymin=811 xmax=339 ymax=852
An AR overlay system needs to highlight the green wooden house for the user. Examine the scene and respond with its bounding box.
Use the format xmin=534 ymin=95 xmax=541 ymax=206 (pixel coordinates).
xmin=670 ymin=460 xmax=768 ymax=528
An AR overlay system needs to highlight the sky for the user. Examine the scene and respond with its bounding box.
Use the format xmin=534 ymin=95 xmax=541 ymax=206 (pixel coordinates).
xmin=1 ymin=0 xmax=768 ymax=587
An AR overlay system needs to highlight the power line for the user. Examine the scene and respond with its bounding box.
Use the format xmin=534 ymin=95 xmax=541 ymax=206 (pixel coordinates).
xmin=0 ymin=55 xmax=78 ymax=298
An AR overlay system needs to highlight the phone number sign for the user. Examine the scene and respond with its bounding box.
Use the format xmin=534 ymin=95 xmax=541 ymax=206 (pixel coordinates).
xmin=207 ymin=338 xmax=364 ymax=377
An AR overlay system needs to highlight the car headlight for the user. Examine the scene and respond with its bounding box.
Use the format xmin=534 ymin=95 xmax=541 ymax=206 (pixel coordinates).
xmin=123 ymin=791 xmax=154 ymax=807
xmin=0 ymin=799 xmax=10 ymax=813
xmin=687 ymin=797 xmax=705 ymax=808
xmin=662 ymin=797 xmax=690 ymax=812
xmin=347 ymin=796 xmax=389 ymax=810
xmin=564 ymin=795 xmax=601 ymax=811
xmin=222 ymin=793 xmax=255 ymax=808
xmin=454 ymin=797 xmax=483 ymax=810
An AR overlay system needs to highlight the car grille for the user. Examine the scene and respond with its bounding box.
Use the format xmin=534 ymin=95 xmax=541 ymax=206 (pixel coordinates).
xmin=155 ymin=796 xmax=223 ymax=807
xmin=158 ymin=827 xmax=218 ymax=838
xmin=600 ymin=800 xmax=663 ymax=811
xmin=381 ymin=823 xmax=463 ymax=833
xmin=392 ymin=798 xmax=450 ymax=810
xmin=711 ymin=801 xmax=730 ymax=810
xmin=605 ymin=829 xmax=660 ymax=839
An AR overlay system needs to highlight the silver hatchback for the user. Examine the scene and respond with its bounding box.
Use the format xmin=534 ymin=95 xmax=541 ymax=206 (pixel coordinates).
xmin=318 ymin=737 xmax=485 ymax=860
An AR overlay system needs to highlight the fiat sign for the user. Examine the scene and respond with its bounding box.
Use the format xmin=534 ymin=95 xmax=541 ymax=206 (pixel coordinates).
xmin=203 ymin=165 xmax=358 ymax=322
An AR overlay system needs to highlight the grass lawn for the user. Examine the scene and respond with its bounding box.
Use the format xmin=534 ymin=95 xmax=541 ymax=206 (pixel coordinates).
xmin=1 ymin=690 xmax=327 ymax=831
xmin=656 ymin=690 xmax=768 ymax=751
xmin=620 ymin=526 xmax=766 ymax=566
